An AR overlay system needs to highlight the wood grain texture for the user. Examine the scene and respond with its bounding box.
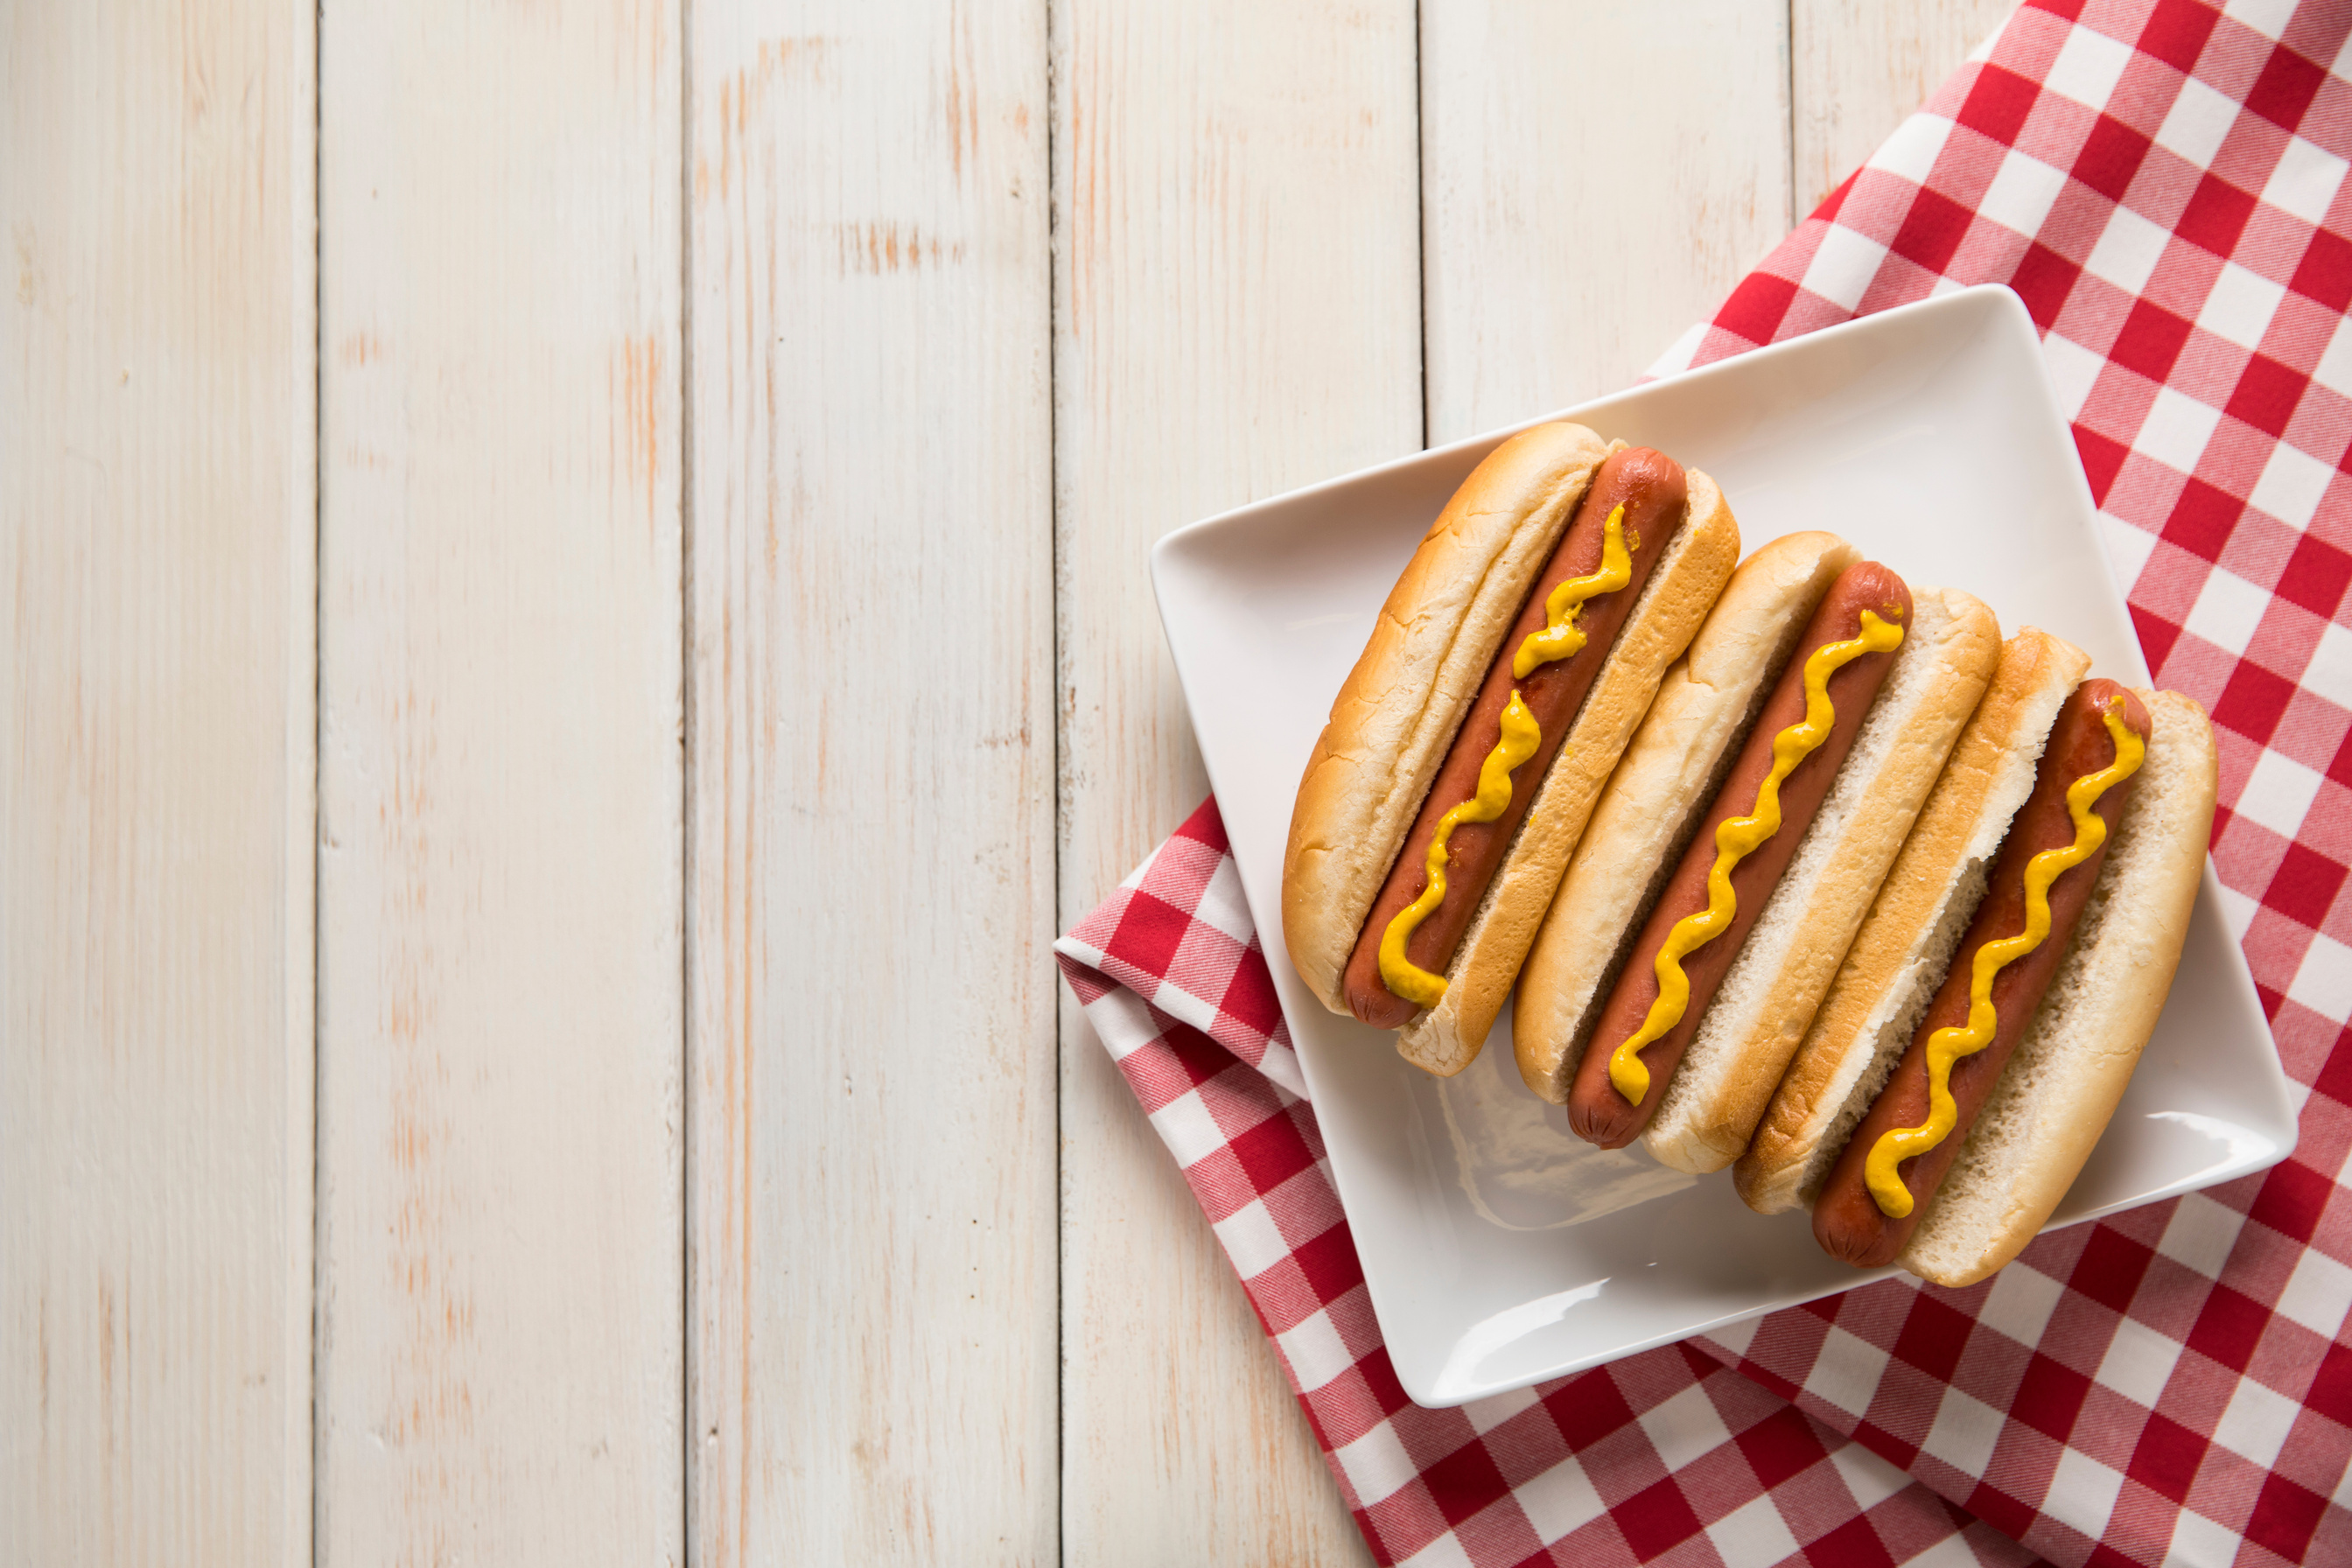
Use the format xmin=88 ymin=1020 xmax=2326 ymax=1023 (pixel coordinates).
xmin=1052 ymin=3 xmax=1419 ymax=1560
xmin=0 ymin=2 xmax=317 ymax=1561
xmin=685 ymin=4 xmax=1057 ymax=1562
xmin=0 ymin=3 xmax=1971 ymax=1554
xmin=315 ymin=3 xmax=682 ymax=1560
xmin=1418 ymin=0 xmax=1795 ymax=443
xmin=1793 ymin=0 xmax=2018 ymax=215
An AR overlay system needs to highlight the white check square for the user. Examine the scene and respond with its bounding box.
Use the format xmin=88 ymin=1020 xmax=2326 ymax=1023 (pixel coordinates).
xmin=1212 ymin=1197 xmax=1292 ymax=1281
xmin=2096 ymin=1316 xmax=2186 ymax=1408
xmin=1147 ymin=1088 xmax=1227 ymax=1168
xmin=2223 ymin=0 xmax=2299 ymax=39
xmin=1192 ymin=853 xmax=1256 ymax=942
xmin=2042 ymin=331 xmax=2108 ymax=418
xmin=1397 ymin=1535 xmax=1474 ymax=1568
xmin=1867 ymin=113 xmax=1955 ymax=185
xmin=2249 ymin=439 xmax=2336 ymax=529
xmin=2155 ymin=77 xmax=2239 ymax=170
xmin=2134 ymin=387 xmax=2224 ymax=472
xmin=1521 ymin=1455 xmax=1607 ymax=1545
xmin=1978 ymin=1260 xmax=2067 ymax=1345
xmin=2194 ymin=262 xmax=2286 ymax=352
xmin=2084 ymin=206 xmax=2174 ymax=297
xmin=2183 ymin=566 xmax=2271 ymax=656
xmin=1144 ymin=970 xmax=1220 ymax=1036
xmin=2302 ymin=622 xmax=2352 ymax=712
xmin=1804 ymin=1326 xmax=1890 ymax=1418
xmin=2289 ymin=933 xmax=2352 ymax=1024
xmin=2160 ymin=1194 xmax=2247 ymax=1278
xmin=2044 ymin=1449 xmax=2126 ymax=1541
xmin=2214 ymin=1376 xmax=2301 ymax=1469
xmin=1276 ymin=1306 xmax=1358 ymax=1394
xmin=2315 ymin=314 xmax=2352 ymax=400
xmin=2099 ymin=514 xmax=2157 ymax=592
xmin=2166 ymin=1506 xmax=2244 ymax=1568
xmin=2236 ymin=747 xmax=2324 ymax=838
xmin=1979 ymin=149 xmax=2071 ymax=237
xmin=1638 ymin=1382 xmax=1732 ymax=1474
xmin=1922 ymin=1388 xmax=2007 ymax=1477
xmin=1333 ymin=1420 xmax=1418 ymax=1508
xmin=1704 ymin=1315 xmax=1762 ymax=1361
xmin=2263 ymin=136 xmax=2350 ymax=226
xmin=1705 ymin=1494 xmax=1799 ymax=1568
xmin=2274 ymin=1248 xmax=2352 ymax=1340
xmin=1464 ymin=1382 xmax=1539 ymax=1438
xmin=2218 ymin=882 xmax=2261 ymax=942
xmin=2045 ymin=25 xmax=2134 ymax=110
xmin=1830 ymin=1441 xmax=1909 ymax=1511
xmin=1803 ymin=225 xmax=1894 ymax=312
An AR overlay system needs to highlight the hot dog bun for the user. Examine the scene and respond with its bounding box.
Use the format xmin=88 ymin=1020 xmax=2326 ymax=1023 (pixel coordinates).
xmin=1641 ymin=584 xmax=1999 ymax=1172
xmin=1517 ymin=540 xmax=1998 ymax=1172
xmin=1282 ymin=422 xmax=1741 ymax=1074
xmin=1514 ymin=531 xmax=1861 ymax=1102
xmin=1284 ymin=423 xmax=1612 ymax=1013
xmin=1897 ymin=690 xmax=2216 ymax=1286
xmin=1401 ymin=468 xmax=1740 ymax=1073
xmin=1735 ymin=628 xmax=2092 ymax=1215
xmin=1740 ymin=668 xmax=2216 ymax=1286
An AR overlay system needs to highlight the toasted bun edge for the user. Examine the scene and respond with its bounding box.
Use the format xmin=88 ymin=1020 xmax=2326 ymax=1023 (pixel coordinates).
xmin=1899 ymin=690 xmax=2218 ymax=1287
xmin=1511 ymin=531 xmax=1864 ymax=1101
xmin=1281 ymin=423 xmax=1612 ymax=1012
xmin=1732 ymin=628 xmax=2092 ymax=1212
xmin=1399 ymin=469 xmax=1741 ymax=1074
xmin=1644 ymin=587 xmax=2002 ymax=1173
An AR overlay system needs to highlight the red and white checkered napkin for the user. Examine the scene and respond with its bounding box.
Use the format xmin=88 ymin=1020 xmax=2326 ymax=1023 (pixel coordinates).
xmin=1058 ymin=3 xmax=2352 ymax=1563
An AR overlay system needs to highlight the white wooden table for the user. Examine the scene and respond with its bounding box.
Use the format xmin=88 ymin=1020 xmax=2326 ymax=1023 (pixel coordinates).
xmin=3 ymin=2 xmax=2012 ymax=1560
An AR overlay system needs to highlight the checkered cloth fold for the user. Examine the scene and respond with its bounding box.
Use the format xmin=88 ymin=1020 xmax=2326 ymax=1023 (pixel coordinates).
xmin=1057 ymin=4 xmax=2352 ymax=1563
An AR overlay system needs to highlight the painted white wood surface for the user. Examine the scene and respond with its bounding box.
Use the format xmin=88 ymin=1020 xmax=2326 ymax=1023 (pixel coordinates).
xmin=315 ymin=3 xmax=683 ymax=1561
xmin=5 ymin=0 xmax=2019 ymax=1558
xmin=1794 ymin=0 xmax=2020 ymax=215
xmin=686 ymin=4 xmax=1058 ymax=1563
xmin=1418 ymin=0 xmax=1796 ymax=444
xmin=1 ymin=3 xmax=316 ymax=1563
xmin=1052 ymin=3 xmax=1421 ymax=1561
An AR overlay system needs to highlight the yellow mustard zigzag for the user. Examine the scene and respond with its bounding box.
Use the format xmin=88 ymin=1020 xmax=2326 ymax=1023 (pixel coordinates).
xmin=1376 ymin=507 xmax=1631 ymax=1009
xmin=1606 ymin=609 xmax=1907 ymax=1105
xmin=1862 ymin=696 xmax=2144 ymax=1219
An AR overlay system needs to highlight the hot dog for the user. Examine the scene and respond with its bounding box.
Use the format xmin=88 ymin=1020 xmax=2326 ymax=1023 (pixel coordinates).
xmin=1515 ymin=545 xmax=1994 ymax=1170
xmin=1341 ymin=450 xmax=1690 ymax=1029
xmin=1284 ymin=423 xmax=1743 ymax=1076
xmin=1735 ymin=629 xmax=2090 ymax=1215
xmin=1519 ymin=543 xmax=1998 ymax=1171
xmin=1515 ymin=534 xmax=1855 ymax=1093
xmin=1810 ymin=680 xmax=2149 ymax=1267
xmin=1738 ymin=640 xmax=2218 ymax=1286
xmin=1567 ymin=562 xmax=1913 ymax=1147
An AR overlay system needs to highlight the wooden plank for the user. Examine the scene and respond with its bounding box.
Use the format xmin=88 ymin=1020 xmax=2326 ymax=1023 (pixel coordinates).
xmin=1418 ymin=0 xmax=1796 ymax=443
xmin=0 ymin=1 xmax=316 ymax=1561
xmin=1053 ymin=3 xmax=1419 ymax=1559
xmin=314 ymin=4 xmax=682 ymax=1560
xmin=1793 ymin=0 xmax=2019 ymax=216
xmin=685 ymin=4 xmax=1057 ymax=1561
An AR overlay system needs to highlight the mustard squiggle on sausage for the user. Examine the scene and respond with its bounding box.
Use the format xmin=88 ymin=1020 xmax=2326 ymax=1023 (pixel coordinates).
xmin=1861 ymin=696 xmax=2144 ymax=1219
xmin=1606 ymin=609 xmax=1907 ymax=1105
xmin=1376 ymin=507 xmax=1631 ymax=1008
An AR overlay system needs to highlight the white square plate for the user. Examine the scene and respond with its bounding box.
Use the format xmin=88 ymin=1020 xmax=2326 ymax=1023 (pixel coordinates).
xmin=1150 ymin=286 xmax=2298 ymax=1409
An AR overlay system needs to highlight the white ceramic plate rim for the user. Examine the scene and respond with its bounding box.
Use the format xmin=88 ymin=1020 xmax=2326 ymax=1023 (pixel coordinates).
xmin=1147 ymin=286 xmax=2297 ymax=1408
